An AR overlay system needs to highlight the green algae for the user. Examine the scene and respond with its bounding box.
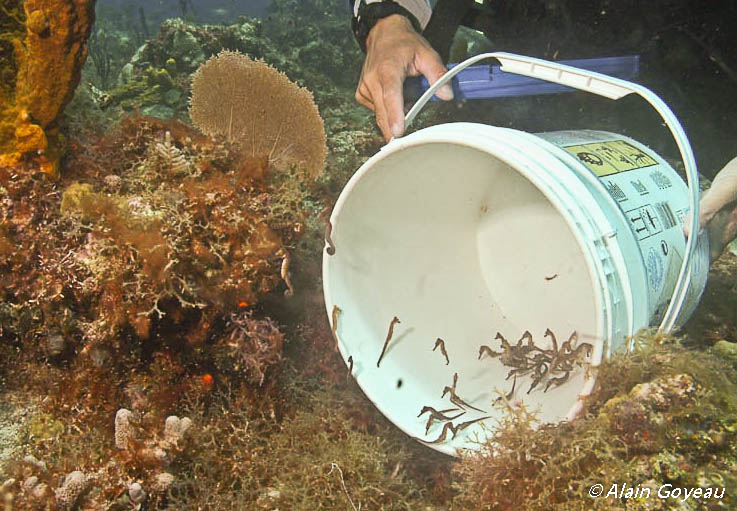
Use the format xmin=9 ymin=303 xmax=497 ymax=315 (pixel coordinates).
xmin=166 ymin=383 xmax=431 ymax=510
xmin=451 ymin=336 xmax=737 ymax=510
xmin=26 ymin=413 xmax=65 ymax=443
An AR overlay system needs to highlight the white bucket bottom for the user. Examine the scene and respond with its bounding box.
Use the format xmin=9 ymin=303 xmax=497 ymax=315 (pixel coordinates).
xmin=323 ymin=124 xmax=709 ymax=456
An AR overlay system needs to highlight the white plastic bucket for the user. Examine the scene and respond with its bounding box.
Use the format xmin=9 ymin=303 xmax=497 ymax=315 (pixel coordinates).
xmin=322 ymin=54 xmax=710 ymax=456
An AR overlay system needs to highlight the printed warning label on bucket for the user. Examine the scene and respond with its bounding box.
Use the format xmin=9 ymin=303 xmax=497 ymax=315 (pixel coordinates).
xmin=646 ymin=246 xmax=665 ymax=294
xmin=564 ymin=140 xmax=659 ymax=177
xmin=625 ymin=202 xmax=679 ymax=241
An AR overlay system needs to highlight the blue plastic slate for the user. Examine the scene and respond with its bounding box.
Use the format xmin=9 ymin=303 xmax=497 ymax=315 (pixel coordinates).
xmin=404 ymin=55 xmax=640 ymax=101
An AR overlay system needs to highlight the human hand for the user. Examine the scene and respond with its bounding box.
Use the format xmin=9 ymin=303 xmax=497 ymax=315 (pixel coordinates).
xmin=355 ymin=14 xmax=453 ymax=142
xmin=683 ymin=156 xmax=737 ymax=261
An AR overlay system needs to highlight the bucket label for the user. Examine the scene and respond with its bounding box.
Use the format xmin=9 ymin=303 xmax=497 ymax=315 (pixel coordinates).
xmin=646 ymin=246 xmax=665 ymax=293
xmin=539 ymin=129 xmax=710 ymax=328
xmin=563 ymin=140 xmax=659 ymax=177
xmin=625 ymin=201 xmax=679 ymax=241
xmin=648 ymin=169 xmax=674 ymax=190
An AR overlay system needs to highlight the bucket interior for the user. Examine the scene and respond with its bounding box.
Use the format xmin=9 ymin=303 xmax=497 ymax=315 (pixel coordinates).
xmin=326 ymin=141 xmax=600 ymax=454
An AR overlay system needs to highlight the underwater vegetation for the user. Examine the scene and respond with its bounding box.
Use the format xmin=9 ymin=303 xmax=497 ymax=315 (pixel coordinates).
xmin=453 ymin=336 xmax=737 ymax=510
xmin=66 ymin=1 xmax=381 ymax=195
xmin=0 ymin=45 xmax=327 ymax=369
xmin=263 ymin=0 xmax=363 ymax=91
xmin=0 ymin=41 xmax=329 ymax=508
xmin=101 ymin=17 xmax=271 ymax=119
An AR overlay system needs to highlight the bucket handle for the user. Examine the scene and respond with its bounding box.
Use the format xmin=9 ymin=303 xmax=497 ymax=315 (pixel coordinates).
xmin=404 ymin=52 xmax=700 ymax=333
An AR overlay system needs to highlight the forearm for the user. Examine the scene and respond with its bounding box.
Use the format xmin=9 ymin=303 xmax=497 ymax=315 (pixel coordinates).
xmin=694 ymin=156 xmax=737 ymax=261
xmin=702 ymin=156 xmax=737 ymax=221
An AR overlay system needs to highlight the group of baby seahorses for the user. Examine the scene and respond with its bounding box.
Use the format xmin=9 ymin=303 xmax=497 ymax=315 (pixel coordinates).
xmin=330 ymin=305 xmax=592 ymax=445
xmin=420 ymin=328 xmax=591 ymax=444
xmin=480 ymin=329 xmax=593 ymax=395
xmin=325 ymin=217 xmax=591 ymax=445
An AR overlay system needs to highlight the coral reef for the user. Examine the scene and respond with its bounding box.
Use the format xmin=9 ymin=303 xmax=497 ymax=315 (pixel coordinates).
xmin=54 ymin=116 xmax=305 ymax=354
xmin=264 ymin=0 xmax=364 ymax=90
xmin=137 ymin=17 xmax=267 ymax=77
xmin=0 ymin=45 xmax=324 ymax=503
xmin=85 ymin=18 xmax=138 ymax=90
xmin=2 ymin=407 xmax=194 ymax=509
xmin=114 ymin=409 xmax=136 ymax=450
xmin=0 ymin=0 xmax=96 ymax=177
xmin=0 ymin=1 xmax=24 ymax=96
xmin=99 ymin=17 xmax=272 ymax=118
xmin=0 ymin=87 xmax=318 ymax=504
xmin=96 ymin=3 xmax=364 ymax=121
xmin=162 ymin=384 xmax=432 ymax=510
xmin=1 ymin=0 xmax=737 ymax=510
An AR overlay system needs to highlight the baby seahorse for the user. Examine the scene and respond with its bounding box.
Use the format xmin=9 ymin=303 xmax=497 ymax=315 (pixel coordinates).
xmin=494 ymin=375 xmax=517 ymax=404
xmin=419 ymin=407 xmax=465 ymax=435
xmin=377 ymin=316 xmax=400 ymax=367
xmin=426 ymin=421 xmax=456 ymax=444
xmin=417 ymin=406 xmax=462 ymax=420
xmin=451 ymin=416 xmax=491 ymax=439
xmin=433 ymin=338 xmax=450 ymax=365
xmin=442 ymin=373 xmax=486 ymax=413
xmin=325 ymin=220 xmax=336 ymax=255
xmin=281 ymin=250 xmax=294 ymax=297
xmin=331 ymin=305 xmax=342 ymax=351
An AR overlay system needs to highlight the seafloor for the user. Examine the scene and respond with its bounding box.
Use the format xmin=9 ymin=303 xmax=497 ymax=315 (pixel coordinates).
xmin=1 ymin=0 xmax=737 ymax=510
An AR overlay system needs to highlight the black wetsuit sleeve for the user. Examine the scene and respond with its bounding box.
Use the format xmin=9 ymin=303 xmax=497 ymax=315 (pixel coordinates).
xmin=350 ymin=1 xmax=427 ymax=52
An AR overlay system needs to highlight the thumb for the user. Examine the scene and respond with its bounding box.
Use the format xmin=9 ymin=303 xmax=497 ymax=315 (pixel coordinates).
xmin=416 ymin=48 xmax=454 ymax=101
xmin=683 ymin=193 xmax=709 ymax=239
xmin=683 ymin=211 xmax=693 ymax=239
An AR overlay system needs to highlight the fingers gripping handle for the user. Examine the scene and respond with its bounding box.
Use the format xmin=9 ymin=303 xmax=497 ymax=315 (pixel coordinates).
xmin=404 ymin=52 xmax=700 ymax=333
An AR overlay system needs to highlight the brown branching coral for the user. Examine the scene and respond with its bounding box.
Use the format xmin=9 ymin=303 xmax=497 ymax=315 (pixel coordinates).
xmin=189 ymin=49 xmax=327 ymax=179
